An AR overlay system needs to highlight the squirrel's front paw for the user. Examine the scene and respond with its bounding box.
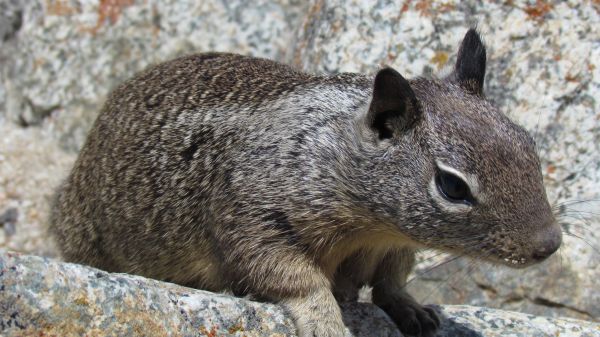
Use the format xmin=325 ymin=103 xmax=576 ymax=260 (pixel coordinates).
xmin=378 ymin=296 xmax=440 ymax=337
xmin=283 ymin=288 xmax=346 ymax=337
xmin=295 ymin=318 xmax=345 ymax=337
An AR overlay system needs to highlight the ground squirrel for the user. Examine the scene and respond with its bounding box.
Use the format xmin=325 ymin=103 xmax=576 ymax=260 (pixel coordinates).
xmin=50 ymin=29 xmax=562 ymax=337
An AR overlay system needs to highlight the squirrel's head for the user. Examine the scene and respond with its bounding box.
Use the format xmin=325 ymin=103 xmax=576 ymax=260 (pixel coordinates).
xmin=361 ymin=29 xmax=561 ymax=268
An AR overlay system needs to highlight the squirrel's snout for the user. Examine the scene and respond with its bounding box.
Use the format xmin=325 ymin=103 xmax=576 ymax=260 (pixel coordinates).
xmin=530 ymin=224 xmax=562 ymax=262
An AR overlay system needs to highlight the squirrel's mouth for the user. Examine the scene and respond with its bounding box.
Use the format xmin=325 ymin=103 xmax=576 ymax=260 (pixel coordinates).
xmin=464 ymin=224 xmax=562 ymax=269
xmin=483 ymin=252 xmax=534 ymax=269
xmin=399 ymin=221 xmax=562 ymax=269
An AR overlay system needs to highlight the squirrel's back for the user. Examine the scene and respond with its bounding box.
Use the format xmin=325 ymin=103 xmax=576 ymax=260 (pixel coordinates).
xmin=50 ymin=53 xmax=373 ymax=286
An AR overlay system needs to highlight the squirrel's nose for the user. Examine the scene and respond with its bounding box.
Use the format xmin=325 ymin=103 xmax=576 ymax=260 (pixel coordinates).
xmin=531 ymin=225 xmax=562 ymax=262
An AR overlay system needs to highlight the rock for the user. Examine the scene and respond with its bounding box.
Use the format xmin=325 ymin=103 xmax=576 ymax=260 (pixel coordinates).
xmin=0 ymin=207 xmax=18 ymax=237
xmin=0 ymin=0 xmax=22 ymax=43
xmin=436 ymin=305 xmax=600 ymax=337
xmin=0 ymin=252 xmax=401 ymax=337
xmin=0 ymin=0 xmax=24 ymax=115
xmin=1 ymin=0 xmax=307 ymax=148
xmin=2 ymin=251 xmax=599 ymax=337
xmin=292 ymin=0 xmax=600 ymax=322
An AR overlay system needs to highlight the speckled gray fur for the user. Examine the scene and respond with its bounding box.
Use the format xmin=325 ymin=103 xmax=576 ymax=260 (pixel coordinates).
xmin=50 ymin=31 xmax=562 ymax=337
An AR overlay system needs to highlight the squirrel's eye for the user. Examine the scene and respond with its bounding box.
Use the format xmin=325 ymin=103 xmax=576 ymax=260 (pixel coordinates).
xmin=435 ymin=170 xmax=474 ymax=204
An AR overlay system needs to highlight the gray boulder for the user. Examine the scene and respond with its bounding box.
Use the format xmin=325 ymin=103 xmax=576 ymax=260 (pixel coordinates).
xmin=2 ymin=251 xmax=599 ymax=336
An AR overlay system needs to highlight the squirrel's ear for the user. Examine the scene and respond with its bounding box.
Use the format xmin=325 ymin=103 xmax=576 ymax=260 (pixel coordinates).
xmin=449 ymin=28 xmax=486 ymax=95
xmin=367 ymin=67 xmax=419 ymax=140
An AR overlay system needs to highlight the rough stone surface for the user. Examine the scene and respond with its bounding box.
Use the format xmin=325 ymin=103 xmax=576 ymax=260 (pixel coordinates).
xmin=292 ymin=0 xmax=600 ymax=322
xmin=0 ymin=0 xmax=598 ymax=327
xmin=436 ymin=305 xmax=600 ymax=337
xmin=2 ymin=251 xmax=600 ymax=337
xmin=0 ymin=252 xmax=402 ymax=337
xmin=3 ymin=0 xmax=306 ymax=131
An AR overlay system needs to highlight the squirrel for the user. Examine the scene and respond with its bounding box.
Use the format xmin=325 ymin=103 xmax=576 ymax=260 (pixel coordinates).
xmin=49 ymin=29 xmax=562 ymax=337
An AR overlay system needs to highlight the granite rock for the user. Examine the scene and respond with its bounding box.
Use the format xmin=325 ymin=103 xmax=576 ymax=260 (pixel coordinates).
xmin=1 ymin=0 xmax=307 ymax=146
xmin=292 ymin=0 xmax=600 ymax=322
xmin=0 ymin=0 xmax=22 ymax=44
xmin=0 ymin=252 xmax=401 ymax=337
xmin=2 ymin=251 xmax=599 ymax=337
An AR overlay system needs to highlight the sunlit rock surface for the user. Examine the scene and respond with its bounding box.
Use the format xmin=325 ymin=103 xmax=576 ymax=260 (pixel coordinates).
xmin=2 ymin=252 xmax=599 ymax=337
